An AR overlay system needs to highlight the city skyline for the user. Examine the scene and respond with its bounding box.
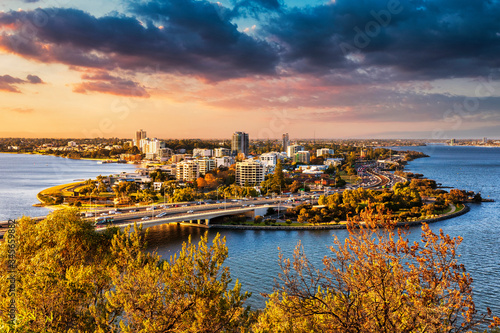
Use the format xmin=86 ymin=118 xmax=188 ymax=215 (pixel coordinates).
xmin=1 ymin=0 xmax=500 ymax=139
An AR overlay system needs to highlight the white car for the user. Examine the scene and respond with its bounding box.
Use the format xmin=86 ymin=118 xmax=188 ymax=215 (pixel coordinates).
xmin=187 ymin=210 xmax=194 ymax=214
xmin=141 ymin=216 xmax=150 ymax=220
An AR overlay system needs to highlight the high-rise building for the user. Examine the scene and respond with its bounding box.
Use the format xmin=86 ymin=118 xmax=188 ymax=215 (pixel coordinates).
xmin=231 ymin=132 xmax=249 ymax=156
xmin=282 ymin=133 xmax=289 ymax=152
xmin=135 ymin=129 xmax=146 ymax=147
xmin=236 ymin=160 xmax=264 ymax=186
xmin=287 ymin=144 xmax=304 ymax=158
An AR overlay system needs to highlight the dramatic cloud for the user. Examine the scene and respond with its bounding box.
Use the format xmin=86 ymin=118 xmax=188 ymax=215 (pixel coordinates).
xmin=263 ymin=0 xmax=500 ymax=81
xmin=1 ymin=0 xmax=499 ymax=83
xmin=0 ymin=74 xmax=44 ymax=92
xmin=73 ymin=71 xmax=150 ymax=97
xmin=0 ymin=2 xmax=279 ymax=81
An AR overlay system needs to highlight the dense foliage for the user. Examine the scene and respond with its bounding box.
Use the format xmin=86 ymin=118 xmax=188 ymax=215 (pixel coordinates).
xmin=1 ymin=209 xmax=498 ymax=332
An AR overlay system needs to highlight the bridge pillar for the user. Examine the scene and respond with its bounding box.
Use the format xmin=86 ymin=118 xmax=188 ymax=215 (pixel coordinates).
xmin=197 ymin=219 xmax=202 ymax=225
xmin=205 ymin=218 xmax=210 ymax=225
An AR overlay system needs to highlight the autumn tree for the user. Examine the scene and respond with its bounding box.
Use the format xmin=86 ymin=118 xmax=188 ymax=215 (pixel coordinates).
xmin=254 ymin=208 xmax=499 ymax=332
xmin=101 ymin=232 xmax=252 ymax=333
xmin=0 ymin=209 xmax=253 ymax=333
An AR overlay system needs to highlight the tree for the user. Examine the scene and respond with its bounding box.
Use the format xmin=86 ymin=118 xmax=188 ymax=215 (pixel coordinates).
xmin=0 ymin=210 xmax=253 ymax=333
xmin=196 ymin=176 xmax=208 ymax=190
xmin=104 ymin=233 xmax=252 ymax=332
xmin=272 ymin=159 xmax=286 ymax=193
xmin=254 ymin=208 xmax=499 ymax=332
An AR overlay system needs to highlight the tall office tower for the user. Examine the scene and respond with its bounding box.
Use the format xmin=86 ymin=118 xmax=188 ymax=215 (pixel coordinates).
xmin=231 ymin=132 xmax=249 ymax=156
xmin=135 ymin=129 xmax=146 ymax=147
xmin=282 ymin=133 xmax=289 ymax=152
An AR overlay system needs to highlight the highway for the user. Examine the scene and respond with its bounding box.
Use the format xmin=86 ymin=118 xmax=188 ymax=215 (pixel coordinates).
xmin=0 ymin=167 xmax=406 ymax=234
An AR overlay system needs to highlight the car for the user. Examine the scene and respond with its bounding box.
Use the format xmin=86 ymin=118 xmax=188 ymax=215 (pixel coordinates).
xmin=129 ymin=209 xmax=137 ymax=213
xmin=156 ymin=212 xmax=167 ymax=218
xmin=249 ymin=204 xmax=255 ymax=207
xmin=141 ymin=216 xmax=150 ymax=220
xmin=187 ymin=210 xmax=194 ymax=213
xmin=100 ymin=213 xmax=108 ymax=216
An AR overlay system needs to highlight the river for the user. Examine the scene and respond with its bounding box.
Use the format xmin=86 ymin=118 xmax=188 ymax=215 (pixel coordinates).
xmin=0 ymin=153 xmax=137 ymax=221
xmin=145 ymin=145 xmax=500 ymax=313
xmin=1 ymin=147 xmax=499 ymax=315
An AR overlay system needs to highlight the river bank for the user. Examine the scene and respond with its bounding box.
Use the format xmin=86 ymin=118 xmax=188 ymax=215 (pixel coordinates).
xmin=207 ymin=203 xmax=469 ymax=230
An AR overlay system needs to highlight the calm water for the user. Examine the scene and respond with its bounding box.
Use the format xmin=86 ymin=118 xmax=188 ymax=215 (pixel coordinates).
xmin=1 ymin=148 xmax=499 ymax=315
xmin=146 ymin=145 xmax=500 ymax=313
xmin=0 ymin=153 xmax=137 ymax=221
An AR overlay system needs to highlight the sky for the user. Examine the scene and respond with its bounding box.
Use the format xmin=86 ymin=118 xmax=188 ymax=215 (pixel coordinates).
xmin=1 ymin=0 xmax=500 ymax=140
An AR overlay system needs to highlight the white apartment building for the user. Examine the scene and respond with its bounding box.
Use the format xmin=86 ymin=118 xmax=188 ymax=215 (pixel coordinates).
xmin=139 ymin=138 xmax=165 ymax=154
xmin=316 ymin=148 xmax=335 ymax=157
xmin=196 ymin=157 xmax=216 ymax=175
xmin=236 ymin=160 xmax=265 ymax=186
xmin=193 ymin=148 xmax=213 ymax=157
xmin=214 ymin=147 xmax=231 ymax=157
xmin=324 ymin=158 xmax=344 ymax=167
xmin=176 ymin=160 xmax=200 ymax=182
xmin=215 ymin=156 xmax=234 ymax=168
xmin=287 ymin=144 xmax=304 ymax=158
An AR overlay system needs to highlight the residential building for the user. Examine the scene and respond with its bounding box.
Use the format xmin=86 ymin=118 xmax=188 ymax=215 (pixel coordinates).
xmin=287 ymin=144 xmax=304 ymax=158
xmin=176 ymin=160 xmax=200 ymax=182
xmin=282 ymin=133 xmax=289 ymax=152
xmin=295 ymin=151 xmax=310 ymax=164
xmin=193 ymin=148 xmax=213 ymax=157
xmin=158 ymin=148 xmax=173 ymax=161
xmin=324 ymin=158 xmax=344 ymax=167
xmin=231 ymin=131 xmax=249 ymax=156
xmin=316 ymin=148 xmax=334 ymax=157
xmin=196 ymin=157 xmax=216 ymax=175
xmin=236 ymin=160 xmax=265 ymax=186
xmin=170 ymin=154 xmax=187 ymax=163
xmin=214 ymin=147 xmax=231 ymax=157
xmin=134 ymin=129 xmax=146 ymax=147
xmin=215 ymin=156 xmax=234 ymax=168
xmin=260 ymin=152 xmax=279 ymax=166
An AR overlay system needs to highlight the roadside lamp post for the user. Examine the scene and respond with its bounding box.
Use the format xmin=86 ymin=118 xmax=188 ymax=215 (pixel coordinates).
xmin=217 ymin=184 xmax=224 ymax=203
xmin=277 ymin=184 xmax=281 ymax=219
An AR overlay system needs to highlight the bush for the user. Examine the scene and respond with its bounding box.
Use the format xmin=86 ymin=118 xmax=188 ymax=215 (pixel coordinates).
xmin=254 ymin=215 xmax=263 ymax=224
xmin=285 ymin=219 xmax=292 ymax=225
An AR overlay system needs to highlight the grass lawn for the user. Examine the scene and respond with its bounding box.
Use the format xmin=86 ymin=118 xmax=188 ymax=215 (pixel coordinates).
xmin=340 ymin=174 xmax=362 ymax=185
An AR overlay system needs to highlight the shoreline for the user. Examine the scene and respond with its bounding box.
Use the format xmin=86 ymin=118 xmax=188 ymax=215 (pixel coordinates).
xmin=208 ymin=204 xmax=470 ymax=231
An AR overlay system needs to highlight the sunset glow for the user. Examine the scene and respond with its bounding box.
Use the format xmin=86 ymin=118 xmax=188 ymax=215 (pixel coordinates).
xmin=1 ymin=0 xmax=500 ymax=139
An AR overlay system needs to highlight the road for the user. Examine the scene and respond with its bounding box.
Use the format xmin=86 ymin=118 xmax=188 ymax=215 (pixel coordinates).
xmin=0 ymin=168 xmax=407 ymax=235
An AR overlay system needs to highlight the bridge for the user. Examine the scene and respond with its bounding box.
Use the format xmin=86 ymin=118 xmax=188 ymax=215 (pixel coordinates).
xmin=98 ymin=205 xmax=279 ymax=232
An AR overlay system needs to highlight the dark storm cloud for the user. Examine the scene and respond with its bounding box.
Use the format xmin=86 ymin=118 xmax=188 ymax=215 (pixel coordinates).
xmin=0 ymin=0 xmax=499 ymax=82
xmin=0 ymin=74 xmax=44 ymax=92
xmin=0 ymin=2 xmax=278 ymax=81
xmin=262 ymin=0 xmax=500 ymax=80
